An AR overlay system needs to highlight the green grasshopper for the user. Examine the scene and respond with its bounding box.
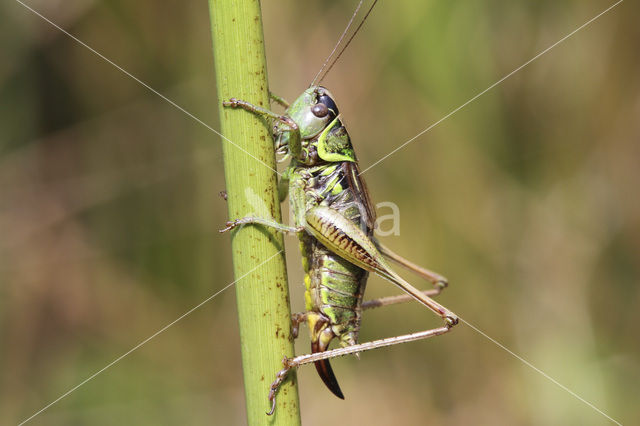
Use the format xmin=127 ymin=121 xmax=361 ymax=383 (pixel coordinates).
xmin=220 ymin=1 xmax=459 ymax=415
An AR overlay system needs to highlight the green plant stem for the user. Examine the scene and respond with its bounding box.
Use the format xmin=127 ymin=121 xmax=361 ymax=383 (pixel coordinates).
xmin=209 ymin=1 xmax=301 ymax=424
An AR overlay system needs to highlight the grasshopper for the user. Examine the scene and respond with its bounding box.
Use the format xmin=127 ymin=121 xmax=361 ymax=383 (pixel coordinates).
xmin=220 ymin=1 xmax=459 ymax=415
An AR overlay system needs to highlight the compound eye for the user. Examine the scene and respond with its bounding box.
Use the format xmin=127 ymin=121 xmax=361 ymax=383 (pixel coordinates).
xmin=311 ymin=103 xmax=329 ymax=117
xmin=318 ymin=93 xmax=339 ymax=116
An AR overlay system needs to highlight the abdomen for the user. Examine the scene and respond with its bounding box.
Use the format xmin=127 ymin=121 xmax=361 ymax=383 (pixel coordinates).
xmin=306 ymin=240 xmax=368 ymax=347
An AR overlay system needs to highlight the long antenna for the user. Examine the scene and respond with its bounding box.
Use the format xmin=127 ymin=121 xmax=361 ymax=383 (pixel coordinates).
xmin=310 ymin=0 xmax=379 ymax=87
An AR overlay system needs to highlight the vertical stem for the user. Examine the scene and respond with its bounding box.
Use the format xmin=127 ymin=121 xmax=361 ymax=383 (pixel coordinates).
xmin=209 ymin=1 xmax=301 ymax=424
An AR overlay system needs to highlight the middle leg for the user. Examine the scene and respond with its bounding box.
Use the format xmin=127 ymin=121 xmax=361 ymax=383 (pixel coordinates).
xmin=219 ymin=217 xmax=304 ymax=234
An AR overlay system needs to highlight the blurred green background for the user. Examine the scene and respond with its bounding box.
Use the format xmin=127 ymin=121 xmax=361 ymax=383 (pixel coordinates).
xmin=1 ymin=0 xmax=638 ymax=424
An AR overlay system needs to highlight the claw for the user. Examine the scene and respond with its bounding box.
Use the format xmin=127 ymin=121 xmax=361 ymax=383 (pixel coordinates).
xmin=219 ymin=220 xmax=238 ymax=233
xmin=266 ymin=397 xmax=276 ymax=416
xmin=223 ymin=98 xmax=239 ymax=107
xmin=266 ymin=358 xmax=292 ymax=416
xmin=291 ymin=312 xmax=307 ymax=339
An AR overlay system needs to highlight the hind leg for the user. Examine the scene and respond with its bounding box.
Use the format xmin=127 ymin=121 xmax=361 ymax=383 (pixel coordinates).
xmin=267 ymin=323 xmax=453 ymax=415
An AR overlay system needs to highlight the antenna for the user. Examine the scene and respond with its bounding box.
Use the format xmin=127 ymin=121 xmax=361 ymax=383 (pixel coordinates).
xmin=310 ymin=0 xmax=379 ymax=87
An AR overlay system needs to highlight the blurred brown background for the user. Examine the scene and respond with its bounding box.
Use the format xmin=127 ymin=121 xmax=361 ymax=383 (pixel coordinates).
xmin=1 ymin=0 xmax=638 ymax=424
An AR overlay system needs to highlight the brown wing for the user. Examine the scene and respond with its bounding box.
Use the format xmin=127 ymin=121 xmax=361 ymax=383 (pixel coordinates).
xmin=344 ymin=161 xmax=376 ymax=233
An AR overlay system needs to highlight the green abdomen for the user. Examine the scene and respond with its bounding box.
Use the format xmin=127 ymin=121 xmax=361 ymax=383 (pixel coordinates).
xmin=304 ymin=238 xmax=368 ymax=346
xmin=299 ymin=161 xmax=373 ymax=347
